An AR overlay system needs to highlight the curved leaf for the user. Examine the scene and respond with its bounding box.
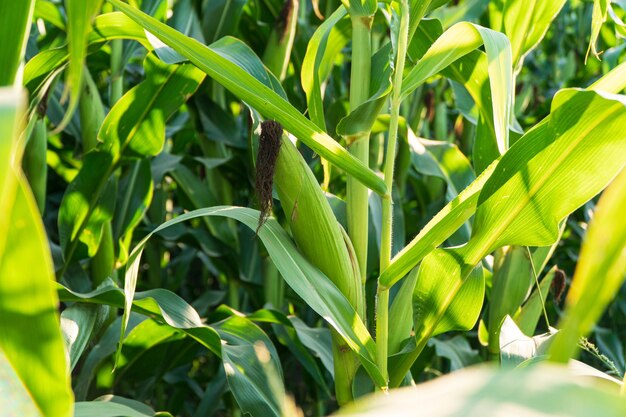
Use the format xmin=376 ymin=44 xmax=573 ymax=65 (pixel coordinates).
xmin=337 ymin=43 xmax=393 ymax=137
xmin=390 ymin=88 xmax=626 ymax=385
xmin=120 ymin=206 xmax=384 ymax=387
xmin=340 ymin=365 xmax=626 ymax=417
xmin=108 ymin=0 xmax=386 ymax=195
xmin=402 ymin=22 xmax=513 ymax=156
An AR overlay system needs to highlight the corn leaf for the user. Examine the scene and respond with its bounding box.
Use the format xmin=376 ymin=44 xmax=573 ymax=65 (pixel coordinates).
xmin=500 ymin=0 xmax=566 ymax=70
xmin=58 ymin=54 xmax=204 ymax=265
xmin=108 ymin=0 xmax=387 ymax=195
xmin=58 ymin=0 xmax=103 ymax=131
xmin=214 ymin=315 xmax=286 ymax=417
xmin=381 ymin=66 xmax=626 ymax=290
xmin=120 ymin=207 xmax=385 ymax=388
xmin=57 ymin=281 xmax=223 ymax=356
xmin=402 ymin=21 xmax=513 ymax=157
xmin=337 ymin=43 xmax=393 ymax=137
xmin=0 ymin=88 xmax=73 ymax=417
xmin=550 ymin=168 xmax=626 ymax=362
xmin=389 ymin=88 xmax=626 ymax=386
xmin=588 ymin=0 xmax=610 ymax=61
xmin=0 ymin=0 xmax=35 ymax=86
xmin=340 ymin=365 xmax=626 ymax=416
xmin=301 ymin=5 xmax=350 ymax=130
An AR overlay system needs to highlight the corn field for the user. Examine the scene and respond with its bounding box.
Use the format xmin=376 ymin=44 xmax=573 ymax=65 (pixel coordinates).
xmin=1 ymin=0 xmax=626 ymax=416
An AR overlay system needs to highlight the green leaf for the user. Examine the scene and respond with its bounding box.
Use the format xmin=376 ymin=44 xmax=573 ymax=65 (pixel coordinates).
xmin=487 ymin=246 xmax=534 ymax=355
xmin=337 ymin=43 xmax=393 ymax=137
xmin=301 ymin=6 xmax=350 ymax=130
xmin=514 ymin=267 xmax=557 ymax=336
xmin=499 ymin=0 xmax=566 ymax=69
xmin=34 ymin=0 xmax=66 ymax=30
xmin=214 ymin=315 xmax=286 ymax=417
xmin=60 ymin=304 xmax=100 ymax=371
xmin=108 ymin=0 xmax=387 ymax=195
xmin=58 ymin=151 xmax=117 ymax=259
xmin=588 ymin=0 xmax=610 ymax=61
xmin=402 ymin=22 xmax=513 ymax=158
xmin=211 ymin=36 xmax=287 ymax=100
xmin=388 ymin=88 xmax=626 ymax=386
xmin=201 ymin=0 xmax=246 ymax=43
xmin=550 ymin=168 xmax=626 ymax=362
xmin=407 ymin=135 xmax=475 ymax=202
xmin=248 ymin=309 xmax=331 ymax=391
xmin=0 ymin=0 xmax=34 ymax=86
xmin=0 ymin=88 xmax=73 ymax=417
xmin=431 ymin=264 xmax=484 ymax=336
xmin=58 ymin=54 xmax=204 ymax=266
xmin=100 ymin=53 xmax=206 ymax=158
xmin=75 ymin=395 xmax=156 ymax=417
xmin=381 ymin=69 xmax=626 ymax=290
xmin=340 ymin=365 xmax=626 ymax=416
xmin=114 ymin=318 xmax=183 ymax=371
xmin=58 ymin=281 xmax=223 ymax=357
xmin=379 ymin=160 xmax=496 ymax=289
xmin=473 ymin=90 xmax=626 ymax=252
xmin=113 ymin=159 xmax=154 ymax=264
xmin=430 ymin=335 xmax=480 ymax=371
xmin=0 ymin=343 xmax=42 ymax=416
xmin=408 ymin=18 xmax=511 ymax=173
xmin=58 ymin=0 xmax=103 ymax=131
xmin=120 ymin=207 xmax=384 ymax=388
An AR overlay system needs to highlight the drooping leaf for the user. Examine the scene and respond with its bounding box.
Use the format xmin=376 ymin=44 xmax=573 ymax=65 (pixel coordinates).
xmin=337 ymin=43 xmax=393 ymax=137
xmin=75 ymin=395 xmax=157 ymax=417
xmin=119 ymin=207 xmax=384 ymax=388
xmin=402 ymin=21 xmax=512 ymax=158
xmin=108 ymin=0 xmax=387 ymax=195
xmin=499 ymin=0 xmax=567 ymax=70
xmin=214 ymin=315 xmax=286 ymax=417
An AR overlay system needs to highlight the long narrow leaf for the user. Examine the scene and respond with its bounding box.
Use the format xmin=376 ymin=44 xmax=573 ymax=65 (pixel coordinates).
xmin=108 ymin=0 xmax=386 ymax=195
xmin=119 ymin=206 xmax=384 ymax=387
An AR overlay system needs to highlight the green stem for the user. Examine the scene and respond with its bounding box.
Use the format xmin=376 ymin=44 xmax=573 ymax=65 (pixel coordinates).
xmin=330 ymin=12 xmax=374 ymax=405
xmin=377 ymin=0 xmax=409 ymax=387
xmin=347 ymin=14 xmax=373 ymax=289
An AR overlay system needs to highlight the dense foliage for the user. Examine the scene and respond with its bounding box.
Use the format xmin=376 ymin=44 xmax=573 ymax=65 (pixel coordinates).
xmin=1 ymin=0 xmax=626 ymax=416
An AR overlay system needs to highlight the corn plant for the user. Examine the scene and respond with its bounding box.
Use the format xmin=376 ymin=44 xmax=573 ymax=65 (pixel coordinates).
xmin=2 ymin=0 xmax=626 ymax=416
